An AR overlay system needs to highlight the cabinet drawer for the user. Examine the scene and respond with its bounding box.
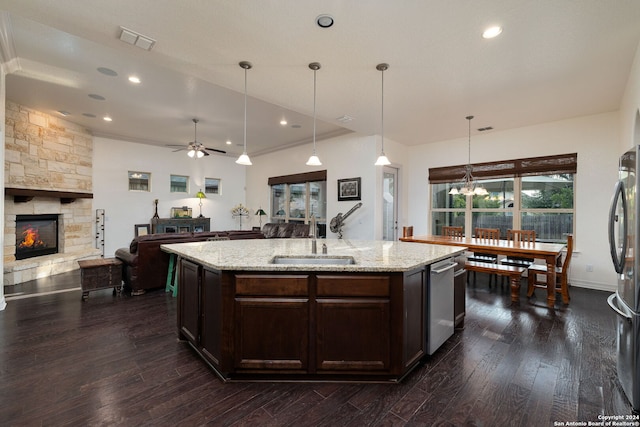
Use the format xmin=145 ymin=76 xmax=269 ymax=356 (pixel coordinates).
xmin=235 ymin=274 xmax=309 ymax=296
xmin=317 ymin=275 xmax=390 ymax=297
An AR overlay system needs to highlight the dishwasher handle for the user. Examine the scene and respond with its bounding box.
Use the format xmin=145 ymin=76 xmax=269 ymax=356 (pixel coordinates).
xmin=431 ymin=262 xmax=456 ymax=275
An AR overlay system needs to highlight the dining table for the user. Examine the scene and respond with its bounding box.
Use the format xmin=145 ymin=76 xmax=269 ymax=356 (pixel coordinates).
xmin=399 ymin=234 xmax=568 ymax=307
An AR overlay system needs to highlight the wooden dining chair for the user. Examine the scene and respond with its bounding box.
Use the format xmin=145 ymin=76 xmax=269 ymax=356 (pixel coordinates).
xmin=442 ymin=226 xmax=464 ymax=237
xmin=467 ymin=227 xmax=500 ymax=286
xmin=527 ymin=234 xmax=573 ymax=304
xmin=501 ymin=229 xmax=536 ymax=268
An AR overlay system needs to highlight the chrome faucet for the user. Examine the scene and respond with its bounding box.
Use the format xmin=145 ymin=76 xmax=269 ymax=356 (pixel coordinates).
xmin=311 ymin=216 xmax=317 ymax=254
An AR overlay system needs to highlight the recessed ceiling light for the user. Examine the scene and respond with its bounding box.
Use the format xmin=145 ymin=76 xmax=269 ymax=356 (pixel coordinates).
xmin=482 ymin=26 xmax=503 ymax=39
xmin=316 ymin=14 xmax=334 ymax=28
xmin=128 ymin=76 xmax=141 ymax=84
xmin=57 ymin=110 xmax=70 ymax=116
xmin=97 ymin=67 xmax=118 ymax=77
xmin=291 ymin=124 xmax=301 ymax=129
xmin=226 ymin=140 xmax=232 ymax=145
xmin=280 ymin=119 xmax=287 ymax=125
xmin=82 ymin=113 xmax=96 ymax=118
xmin=88 ymin=94 xmax=106 ymax=101
xmin=337 ymin=115 xmax=354 ymax=123
xmin=103 ymin=116 xmax=112 ymax=122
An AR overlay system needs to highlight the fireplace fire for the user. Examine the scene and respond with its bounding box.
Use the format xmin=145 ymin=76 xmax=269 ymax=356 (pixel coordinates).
xmin=15 ymin=214 xmax=59 ymax=260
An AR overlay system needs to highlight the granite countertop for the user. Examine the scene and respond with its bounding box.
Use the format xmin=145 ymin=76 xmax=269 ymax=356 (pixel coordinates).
xmin=161 ymin=238 xmax=466 ymax=272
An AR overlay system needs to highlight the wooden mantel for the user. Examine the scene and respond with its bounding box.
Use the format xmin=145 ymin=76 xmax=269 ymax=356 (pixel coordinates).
xmin=4 ymin=187 xmax=93 ymax=204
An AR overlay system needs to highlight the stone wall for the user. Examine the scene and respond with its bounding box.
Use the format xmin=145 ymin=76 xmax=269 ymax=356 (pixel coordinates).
xmin=4 ymin=101 xmax=100 ymax=285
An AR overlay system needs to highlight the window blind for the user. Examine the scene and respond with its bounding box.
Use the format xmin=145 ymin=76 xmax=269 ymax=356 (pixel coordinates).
xmin=428 ymin=153 xmax=577 ymax=184
xmin=268 ymin=170 xmax=327 ymax=186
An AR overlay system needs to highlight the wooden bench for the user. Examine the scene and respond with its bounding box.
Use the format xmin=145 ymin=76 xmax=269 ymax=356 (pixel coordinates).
xmin=465 ymin=261 xmax=525 ymax=303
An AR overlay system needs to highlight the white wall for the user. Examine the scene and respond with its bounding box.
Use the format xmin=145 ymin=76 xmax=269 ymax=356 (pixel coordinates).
xmin=93 ymin=137 xmax=247 ymax=256
xmin=245 ymin=132 xmax=408 ymax=240
xmin=620 ymin=39 xmax=640 ymax=152
xmin=406 ymin=112 xmax=621 ymax=291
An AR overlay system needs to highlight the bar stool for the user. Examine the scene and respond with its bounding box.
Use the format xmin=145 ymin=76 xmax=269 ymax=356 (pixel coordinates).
xmin=165 ymin=254 xmax=178 ymax=297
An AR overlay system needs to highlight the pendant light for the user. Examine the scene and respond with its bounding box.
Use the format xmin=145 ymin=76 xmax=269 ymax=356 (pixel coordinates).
xmin=235 ymin=61 xmax=253 ymax=166
xmin=449 ymin=115 xmax=488 ymax=196
xmin=374 ymin=63 xmax=391 ymax=166
xmin=306 ymin=62 xmax=322 ymax=166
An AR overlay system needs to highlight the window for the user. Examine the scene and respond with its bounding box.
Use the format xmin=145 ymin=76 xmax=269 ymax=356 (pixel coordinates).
xmin=170 ymin=175 xmax=189 ymax=193
xmin=128 ymin=171 xmax=150 ymax=192
xmin=429 ymin=154 xmax=576 ymax=243
xmin=268 ymin=171 xmax=327 ymax=235
xmin=205 ymin=178 xmax=221 ymax=195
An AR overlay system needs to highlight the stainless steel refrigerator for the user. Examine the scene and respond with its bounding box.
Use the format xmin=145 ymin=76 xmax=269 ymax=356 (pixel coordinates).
xmin=608 ymin=146 xmax=640 ymax=412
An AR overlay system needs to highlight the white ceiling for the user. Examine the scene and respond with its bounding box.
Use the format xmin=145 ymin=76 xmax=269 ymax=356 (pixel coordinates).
xmin=1 ymin=1 xmax=639 ymax=159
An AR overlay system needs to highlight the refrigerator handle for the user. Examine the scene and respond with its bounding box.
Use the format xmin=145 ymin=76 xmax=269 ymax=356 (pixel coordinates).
xmin=608 ymin=180 xmax=627 ymax=274
xmin=608 ymin=293 xmax=632 ymax=321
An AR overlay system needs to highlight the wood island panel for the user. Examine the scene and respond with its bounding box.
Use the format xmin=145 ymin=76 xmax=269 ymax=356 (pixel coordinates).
xmin=176 ymin=259 xmax=432 ymax=382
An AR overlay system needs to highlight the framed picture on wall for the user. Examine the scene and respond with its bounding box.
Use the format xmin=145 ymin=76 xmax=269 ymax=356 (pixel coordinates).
xmin=134 ymin=224 xmax=150 ymax=237
xmin=337 ymin=177 xmax=361 ymax=201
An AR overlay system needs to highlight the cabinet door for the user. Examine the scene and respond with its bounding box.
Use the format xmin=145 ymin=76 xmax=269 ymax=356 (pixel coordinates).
xmin=403 ymin=268 xmax=425 ymax=368
xmin=234 ymin=275 xmax=309 ymax=371
xmin=316 ymin=275 xmax=391 ymax=372
xmin=201 ymin=268 xmax=222 ymax=367
xmin=178 ymin=259 xmax=200 ymax=344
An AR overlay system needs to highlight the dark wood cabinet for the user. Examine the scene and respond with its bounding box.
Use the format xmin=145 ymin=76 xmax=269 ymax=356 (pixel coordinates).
xmin=201 ymin=268 xmax=223 ymax=366
xmin=152 ymin=217 xmax=210 ymax=234
xmin=316 ymin=275 xmax=391 ymax=372
xmin=234 ymin=274 xmax=309 ymax=372
xmin=178 ymin=259 xmax=200 ymax=345
xmin=176 ymin=261 xmax=430 ymax=381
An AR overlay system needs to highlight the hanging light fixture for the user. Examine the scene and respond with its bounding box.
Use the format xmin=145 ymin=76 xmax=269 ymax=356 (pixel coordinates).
xmin=306 ymin=62 xmax=322 ymax=166
xmin=449 ymin=115 xmax=488 ymax=196
xmin=187 ymin=118 xmax=205 ymax=158
xmin=375 ymin=63 xmax=391 ymax=166
xmin=236 ymin=61 xmax=253 ymax=165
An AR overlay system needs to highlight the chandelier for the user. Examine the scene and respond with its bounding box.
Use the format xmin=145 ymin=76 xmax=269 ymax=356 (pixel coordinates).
xmin=449 ymin=115 xmax=488 ymax=196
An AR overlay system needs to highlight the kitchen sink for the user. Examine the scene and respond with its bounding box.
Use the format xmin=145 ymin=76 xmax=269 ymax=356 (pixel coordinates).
xmin=271 ymin=255 xmax=356 ymax=265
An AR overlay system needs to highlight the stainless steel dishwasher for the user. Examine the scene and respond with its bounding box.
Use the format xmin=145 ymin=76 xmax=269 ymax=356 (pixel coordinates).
xmin=428 ymin=258 xmax=456 ymax=355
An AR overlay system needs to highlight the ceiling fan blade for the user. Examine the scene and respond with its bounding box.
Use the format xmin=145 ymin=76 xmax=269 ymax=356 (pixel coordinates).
xmin=204 ymin=147 xmax=227 ymax=154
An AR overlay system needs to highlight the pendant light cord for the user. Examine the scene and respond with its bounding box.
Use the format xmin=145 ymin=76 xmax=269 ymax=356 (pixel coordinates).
xmin=380 ymin=66 xmax=385 ymax=154
xmin=243 ymin=66 xmax=248 ymax=154
xmin=313 ymin=67 xmax=317 ymax=154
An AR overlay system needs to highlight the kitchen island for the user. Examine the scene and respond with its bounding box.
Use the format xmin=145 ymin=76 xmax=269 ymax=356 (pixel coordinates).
xmin=162 ymin=238 xmax=465 ymax=382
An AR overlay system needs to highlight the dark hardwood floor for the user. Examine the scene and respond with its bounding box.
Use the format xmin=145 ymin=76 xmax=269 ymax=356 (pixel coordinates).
xmin=0 ymin=270 xmax=634 ymax=426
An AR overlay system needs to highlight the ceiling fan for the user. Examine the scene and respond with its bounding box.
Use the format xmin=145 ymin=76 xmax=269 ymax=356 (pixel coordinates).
xmin=168 ymin=118 xmax=226 ymax=158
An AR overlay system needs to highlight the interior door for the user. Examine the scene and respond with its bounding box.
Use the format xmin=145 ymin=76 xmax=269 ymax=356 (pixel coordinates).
xmin=382 ymin=166 xmax=398 ymax=241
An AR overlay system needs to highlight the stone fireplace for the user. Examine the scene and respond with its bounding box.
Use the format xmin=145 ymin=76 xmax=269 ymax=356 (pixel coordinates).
xmin=3 ymin=102 xmax=100 ymax=285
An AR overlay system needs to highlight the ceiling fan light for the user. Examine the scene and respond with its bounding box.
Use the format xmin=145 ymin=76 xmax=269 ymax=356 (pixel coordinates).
xmin=196 ymin=150 xmax=205 ymax=158
xmin=187 ymin=149 xmax=196 ymax=158
xmin=306 ymin=154 xmax=322 ymax=166
xmin=236 ymin=152 xmax=252 ymax=165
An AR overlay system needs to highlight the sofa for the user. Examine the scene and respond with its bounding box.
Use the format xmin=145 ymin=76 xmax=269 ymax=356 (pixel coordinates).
xmin=115 ymin=230 xmax=264 ymax=295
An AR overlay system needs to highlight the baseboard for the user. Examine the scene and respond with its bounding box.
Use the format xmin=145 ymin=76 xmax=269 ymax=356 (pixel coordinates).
xmin=569 ymin=278 xmax=616 ymax=293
